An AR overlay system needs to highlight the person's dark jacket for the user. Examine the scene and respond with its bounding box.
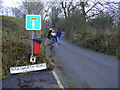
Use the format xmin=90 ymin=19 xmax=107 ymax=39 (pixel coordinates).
xmin=56 ymin=29 xmax=62 ymax=37
xmin=47 ymin=30 xmax=52 ymax=39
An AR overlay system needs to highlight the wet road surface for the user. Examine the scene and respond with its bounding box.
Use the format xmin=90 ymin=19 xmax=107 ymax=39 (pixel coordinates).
xmin=54 ymin=39 xmax=118 ymax=88
xmin=2 ymin=70 xmax=58 ymax=88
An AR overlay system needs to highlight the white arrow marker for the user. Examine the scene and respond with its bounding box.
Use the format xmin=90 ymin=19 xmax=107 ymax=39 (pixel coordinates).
xmin=30 ymin=17 xmax=37 ymax=29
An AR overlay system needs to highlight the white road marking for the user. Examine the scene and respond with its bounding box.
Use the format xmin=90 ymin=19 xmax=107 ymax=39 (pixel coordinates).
xmin=52 ymin=70 xmax=64 ymax=89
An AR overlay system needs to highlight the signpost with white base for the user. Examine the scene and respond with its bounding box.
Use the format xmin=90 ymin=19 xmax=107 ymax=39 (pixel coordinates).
xmin=10 ymin=11 xmax=47 ymax=74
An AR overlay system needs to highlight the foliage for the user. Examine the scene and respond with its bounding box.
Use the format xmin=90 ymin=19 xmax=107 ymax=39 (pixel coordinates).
xmin=50 ymin=6 xmax=60 ymax=28
xmin=2 ymin=16 xmax=50 ymax=78
xmin=88 ymin=14 xmax=114 ymax=30
xmin=69 ymin=28 xmax=119 ymax=58
xmin=56 ymin=3 xmax=119 ymax=58
xmin=55 ymin=17 xmax=65 ymax=30
xmin=66 ymin=80 xmax=77 ymax=88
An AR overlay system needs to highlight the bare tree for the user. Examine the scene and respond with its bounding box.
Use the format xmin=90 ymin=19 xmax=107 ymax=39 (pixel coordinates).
xmin=11 ymin=7 xmax=23 ymax=17
xmin=60 ymin=0 xmax=81 ymax=20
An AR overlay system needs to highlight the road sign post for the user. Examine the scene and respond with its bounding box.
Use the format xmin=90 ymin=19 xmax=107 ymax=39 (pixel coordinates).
xmin=31 ymin=31 xmax=34 ymax=57
xmin=31 ymin=11 xmax=34 ymax=62
xmin=10 ymin=11 xmax=47 ymax=74
xmin=25 ymin=11 xmax=41 ymax=62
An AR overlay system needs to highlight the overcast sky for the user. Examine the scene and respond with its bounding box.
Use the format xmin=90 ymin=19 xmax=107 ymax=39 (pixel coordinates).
xmin=2 ymin=0 xmax=23 ymax=8
xmin=2 ymin=0 xmax=119 ymax=8
xmin=1 ymin=0 xmax=119 ymax=16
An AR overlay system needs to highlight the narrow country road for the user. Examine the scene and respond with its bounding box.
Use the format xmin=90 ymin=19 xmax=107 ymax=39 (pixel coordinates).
xmin=54 ymin=39 xmax=118 ymax=88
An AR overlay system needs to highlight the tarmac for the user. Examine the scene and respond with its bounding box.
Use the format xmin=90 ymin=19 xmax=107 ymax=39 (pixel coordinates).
xmin=2 ymin=70 xmax=59 ymax=88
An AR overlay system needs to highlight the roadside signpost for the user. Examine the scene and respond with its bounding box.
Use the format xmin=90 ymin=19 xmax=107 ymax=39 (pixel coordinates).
xmin=9 ymin=11 xmax=47 ymax=74
xmin=25 ymin=11 xmax=41 ymax=63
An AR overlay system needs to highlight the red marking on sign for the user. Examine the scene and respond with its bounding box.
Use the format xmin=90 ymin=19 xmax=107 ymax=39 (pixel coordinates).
xmin=30 ymin=17 xmax=37 ymax=20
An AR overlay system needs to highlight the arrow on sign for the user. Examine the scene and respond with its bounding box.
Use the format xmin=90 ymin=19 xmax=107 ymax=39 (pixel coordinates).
xmin=30 ymin=17 xmax=37 ymax=29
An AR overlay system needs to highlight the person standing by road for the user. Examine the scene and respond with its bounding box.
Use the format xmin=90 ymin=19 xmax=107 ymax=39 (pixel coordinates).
xmin=50 ymin=29 xmax=57 ymax=49
xmin=47 ymin=28 xmax=53 ymax=41
xmin=56 ymin=28 xmax=62 ymax=44
xmin=51 ymin=30 xmax=57 ymax=43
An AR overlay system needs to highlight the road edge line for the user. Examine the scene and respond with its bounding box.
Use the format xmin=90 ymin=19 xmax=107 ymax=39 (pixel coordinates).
xmin=51 ymin=70 xmax=64 ymax=89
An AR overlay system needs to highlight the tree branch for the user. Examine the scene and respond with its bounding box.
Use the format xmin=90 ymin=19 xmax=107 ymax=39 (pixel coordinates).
xmin=61 ymin=1 xmax=67 ymax=19
xmin=69 ymin=3 xmax=81 ymax=12
xmin=86 ymin=10 xmax=103 ymax=19
xmin=86 ymin=2 xmax=98 ymax=14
